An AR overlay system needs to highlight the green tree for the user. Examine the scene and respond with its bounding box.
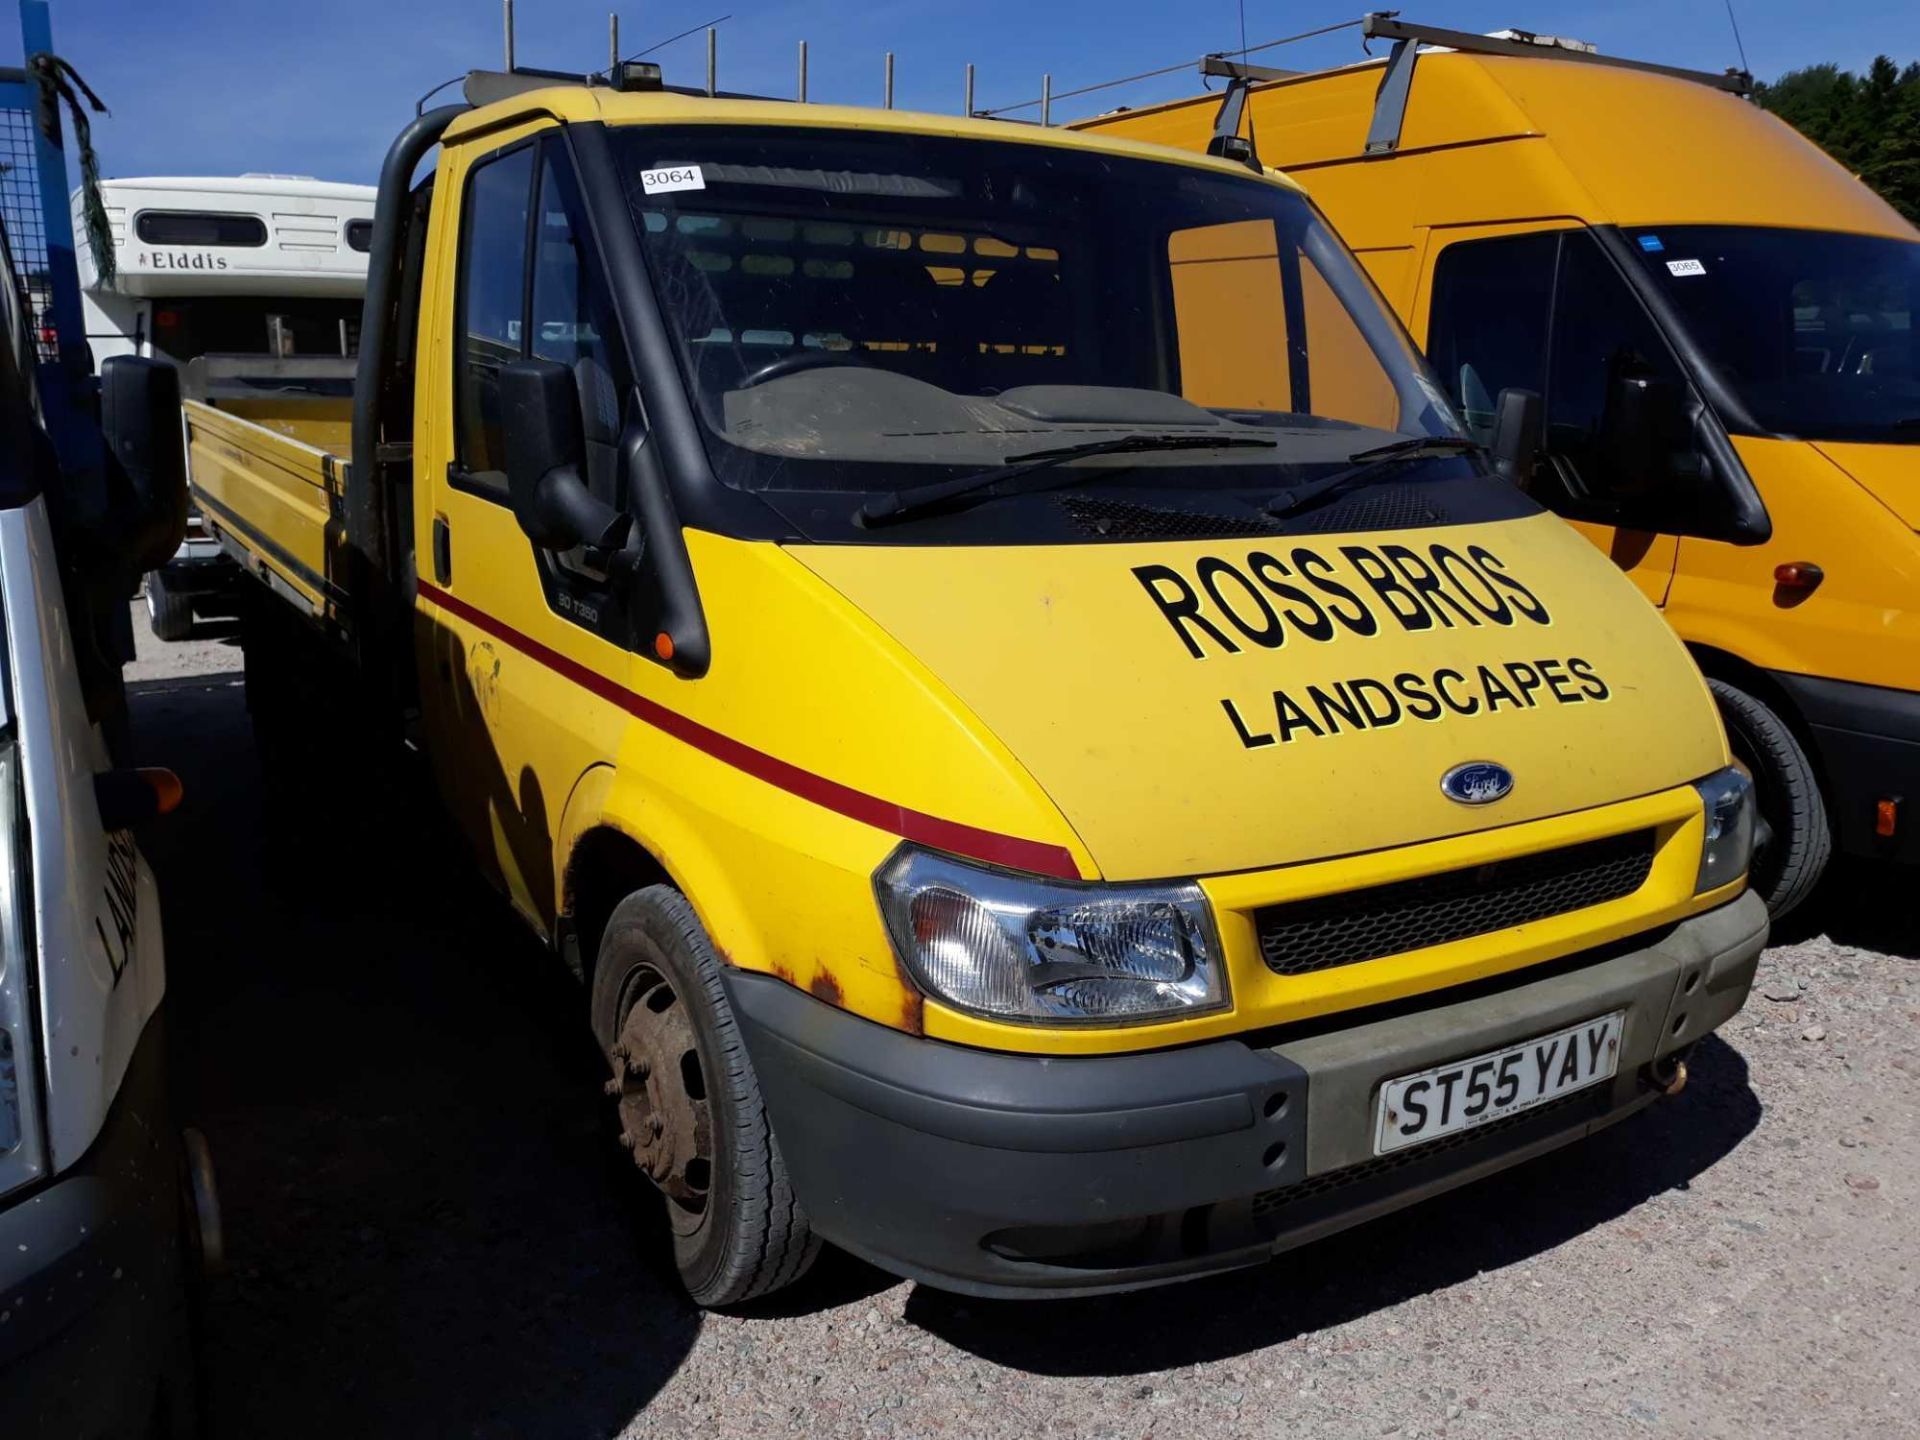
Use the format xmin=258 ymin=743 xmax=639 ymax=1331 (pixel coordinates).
xmin=1756 ymin=56 xmax=1920 ymax=224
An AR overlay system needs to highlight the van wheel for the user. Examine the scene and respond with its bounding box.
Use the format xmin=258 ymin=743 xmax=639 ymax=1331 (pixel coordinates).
xmin=145 ymin=572 xmax=194 ymax=642
xmin=1709 ymin=678 xmax=1831 ymax=919
xmin=590 ymin=887 xmax=820 ymax=1307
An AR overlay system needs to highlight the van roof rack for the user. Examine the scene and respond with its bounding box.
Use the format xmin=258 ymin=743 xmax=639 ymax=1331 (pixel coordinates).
xmin=1356 ymin=13 xmax=1753 ymax=154
xmin=1083 ymin=14 xmax=1753 ymax=162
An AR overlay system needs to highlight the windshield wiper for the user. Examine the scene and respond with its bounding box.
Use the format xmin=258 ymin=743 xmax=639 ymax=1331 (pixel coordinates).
xmin=858 ymin=432 xmax=1278 ymax=527
xmin=1264 ymin=435 xmax=1481 ymax=519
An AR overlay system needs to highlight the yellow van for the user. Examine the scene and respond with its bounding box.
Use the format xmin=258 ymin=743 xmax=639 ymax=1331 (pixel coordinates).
xmin=188 ymin=63 xmax=1762 ymax=1302
xmin=1082 ymin=17 xmax=1920 ymax=917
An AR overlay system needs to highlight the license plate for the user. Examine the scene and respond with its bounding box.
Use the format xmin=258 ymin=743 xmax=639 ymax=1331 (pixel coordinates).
xmin=1373 ymin=1010 xmax=1626 ymax=1156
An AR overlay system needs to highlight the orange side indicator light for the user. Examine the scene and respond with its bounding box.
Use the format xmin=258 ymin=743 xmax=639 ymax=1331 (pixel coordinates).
xmin=93 ymin=767 xmax=184 ymax=830
xmin=1876 ymin=798 xmax=1899 ymax=839
xmin=1773 ymin=561 xmax=1824 ymax=591
xmin=653 ymin=631 xmax=675 ymax=661
xmin=140 ymin=768 xmax=185 ymax=816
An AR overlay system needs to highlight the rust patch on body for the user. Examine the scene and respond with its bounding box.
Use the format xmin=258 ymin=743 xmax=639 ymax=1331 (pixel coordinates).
xmin=808 ymin=971 xmax=846 ymax=1008
xmin=891 ymin=956 xmax=926 ymax=1036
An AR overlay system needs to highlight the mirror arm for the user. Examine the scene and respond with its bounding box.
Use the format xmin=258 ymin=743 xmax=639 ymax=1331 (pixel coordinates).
xmin=622 ymin=424 xmax=710 ymax=678
xmin=1691 ymin=407 xmax=1772 ymax=546
xmin=530 ymin=463 xmax=625 ymax=552
xmin=1488 ymin=387 xmax=1543 ymax=488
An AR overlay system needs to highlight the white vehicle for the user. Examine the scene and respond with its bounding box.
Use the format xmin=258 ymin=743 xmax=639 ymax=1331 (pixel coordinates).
xmin=0 ymin=207 xmax=212 ymax=1436
xmin=76 ymin=174 xmax=375 ymax=365
xmin=75 ymin=175 xmax=374 ymax=640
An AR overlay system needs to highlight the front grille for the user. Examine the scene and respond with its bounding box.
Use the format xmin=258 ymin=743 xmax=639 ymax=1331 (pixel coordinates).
xmin=1255 ymin=829 xmax=1657 ymax=977
xmin=1250 ymin=1090 xmax=1596 ymax=1227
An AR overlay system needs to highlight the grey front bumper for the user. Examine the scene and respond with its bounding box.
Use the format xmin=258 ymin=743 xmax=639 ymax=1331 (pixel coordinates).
xmin=728 ymin=891 xmax=1767 ymax=1299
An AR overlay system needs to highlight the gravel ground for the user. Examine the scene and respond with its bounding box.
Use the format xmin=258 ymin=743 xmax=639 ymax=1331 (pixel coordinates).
xmin=123 ymin=603 xmax=1918 ymax=1440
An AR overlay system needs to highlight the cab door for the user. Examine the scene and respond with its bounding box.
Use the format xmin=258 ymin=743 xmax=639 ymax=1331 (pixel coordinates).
xmin=1420 ymin=223 xmax=1686 ymax=608
xmin=414 ymin=125 xmax=642 ymax=934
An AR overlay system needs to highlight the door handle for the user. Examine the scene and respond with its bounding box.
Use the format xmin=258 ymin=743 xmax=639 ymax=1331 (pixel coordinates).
xmin=432 ymin=516 xmax=452 ymax=586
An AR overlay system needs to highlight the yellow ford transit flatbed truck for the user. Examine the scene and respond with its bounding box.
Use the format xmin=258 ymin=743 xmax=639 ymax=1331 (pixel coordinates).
xmin=1082 ymin=15 xmax=1920 ymax=919
xmin=184 ymin=62 xmax=1763 ymax=1303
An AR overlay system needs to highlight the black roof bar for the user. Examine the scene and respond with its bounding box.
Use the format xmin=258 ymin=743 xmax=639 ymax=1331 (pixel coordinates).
xmin=1358 ymin=13 xmax=1752 ymax=153
xmin=1206 ymin=76 xmax=1259 ymax=170
xmin=1361 ymin=14 xmax=1752 ymax=94
xmin=1200 ymin=55 xmax=1299 ymax=85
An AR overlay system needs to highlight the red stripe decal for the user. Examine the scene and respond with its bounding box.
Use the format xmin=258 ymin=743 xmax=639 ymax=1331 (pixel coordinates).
xmin=415 ymin=581 xmax=1081 ymax=879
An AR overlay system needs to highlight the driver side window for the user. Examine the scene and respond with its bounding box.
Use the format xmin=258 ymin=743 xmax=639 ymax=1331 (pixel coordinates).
xmin=1428 ymin=228 xmax=1700 ymax=524
xmin=1545 ymin=233 xmax=1694 ymax=505
xmin=453 ymin=143 xmax=535 ymax=495
xmin=529 ymin=147 xmax=632 ymax=511
xmin=452 ymin=138 xmax=632 ymax=508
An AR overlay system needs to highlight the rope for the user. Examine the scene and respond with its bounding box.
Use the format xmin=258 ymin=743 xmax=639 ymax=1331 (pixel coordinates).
xmin=977 ymin=18 xmax=1367 ymax=117
xmin=27 ymin=53 xmax=113 ymax=287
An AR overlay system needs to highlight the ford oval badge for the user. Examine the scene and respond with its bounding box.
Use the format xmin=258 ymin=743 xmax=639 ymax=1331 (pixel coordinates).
xmin=1441 ymin=761 xmax=1514 ymax=806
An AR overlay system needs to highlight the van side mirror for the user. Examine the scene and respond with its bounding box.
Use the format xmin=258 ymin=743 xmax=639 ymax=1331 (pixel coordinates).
xmin=98 ymin=356 xmax=189 ymax=574
xmin=500 ymin=358 xmax=626 ymax=552
xmin=1587 ymin=372 xmax=1770 ymax=544
xmin=1488 ymin=388 xmax=1542 ymax=488
xmin=1599 ymin=372 xmax=1685 ymax=499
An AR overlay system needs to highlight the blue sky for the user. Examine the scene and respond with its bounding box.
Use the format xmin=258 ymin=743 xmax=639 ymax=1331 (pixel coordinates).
xmin=14 ymin=0 xmax=1920 ymax=184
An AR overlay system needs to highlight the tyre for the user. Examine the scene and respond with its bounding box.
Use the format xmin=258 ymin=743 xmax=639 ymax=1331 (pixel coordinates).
xmin=1709 ymin=677 xmax=1831 ymax=920
xmin=590 ymin=886 xmax=820 ymax=1306
xmin=144 ymin=571 xmax=194 ymax=642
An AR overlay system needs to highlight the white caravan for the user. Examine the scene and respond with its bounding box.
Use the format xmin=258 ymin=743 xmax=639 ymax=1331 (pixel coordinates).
xmin=74 ymin=176 xmax=373 ymax=639
xmin=76 ymin=174 xmax=375 ymax=365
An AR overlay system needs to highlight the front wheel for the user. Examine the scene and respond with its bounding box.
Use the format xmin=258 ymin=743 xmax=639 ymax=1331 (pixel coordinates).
xmin=1709 ymin=678 xmax=1831 ymax=920
xmin=589 ymin=887 xmax=820 ymax=1307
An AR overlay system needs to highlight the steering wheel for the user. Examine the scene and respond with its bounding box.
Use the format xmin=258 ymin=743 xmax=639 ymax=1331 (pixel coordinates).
xmin=737 ymin=347 xmax=875 ymax=390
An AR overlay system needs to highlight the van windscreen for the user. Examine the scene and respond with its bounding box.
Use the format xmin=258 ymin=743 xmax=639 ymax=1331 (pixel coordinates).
xmin=616 ymin=127 xmax=1461 ymax=500
xmin=1629 ymin=226 xmax=1920 ymax=445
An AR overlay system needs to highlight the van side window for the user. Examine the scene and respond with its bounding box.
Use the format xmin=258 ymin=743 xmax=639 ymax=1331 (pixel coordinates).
xmin=1425 ymin=232 xmax=1555 ymax=444
xmin=1545 ymin=232 xmax=1693 ymax=504
xmin=1429 ymin=230 xmax=1698 ymax=521
xmin=1166 ymin=219 xmax=1400 ymax=430
xmin=530 ymin=149 xmax=632 ymax=510
xmin=453 ymin=143 xmax=536 ymax=491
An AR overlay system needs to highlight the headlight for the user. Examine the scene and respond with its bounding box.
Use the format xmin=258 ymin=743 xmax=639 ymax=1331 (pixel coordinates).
xmin=1694 ymin=765 xmax=1757 ymax=895
xmin=0 ymin=735 xmax=44 ymax=1201
xmin=875 ymin=848 xmax=1228 ymax=1024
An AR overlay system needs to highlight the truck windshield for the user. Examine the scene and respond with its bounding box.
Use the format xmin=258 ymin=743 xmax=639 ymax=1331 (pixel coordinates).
xmin=1628 ymin=225 xmax=1920 ymax=445
xmin=617 ymin=127 xmax=1461 ymax=497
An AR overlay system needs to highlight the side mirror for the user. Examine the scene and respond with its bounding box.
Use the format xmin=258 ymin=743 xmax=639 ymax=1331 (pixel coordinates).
xmin=500 ymin=358 xmax=625 ymax=552
xmin=98 ymin=356 xmax=189 ymax=573
xmin=1599 ymin=372 xmax=1685 ymax=500
xmin=1488 ymin=388 xmax=1542 ymax=488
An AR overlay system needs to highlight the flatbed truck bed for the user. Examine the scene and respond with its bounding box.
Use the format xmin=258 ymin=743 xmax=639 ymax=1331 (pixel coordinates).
xmin=182 ymin=370 xmax=353 ymax=627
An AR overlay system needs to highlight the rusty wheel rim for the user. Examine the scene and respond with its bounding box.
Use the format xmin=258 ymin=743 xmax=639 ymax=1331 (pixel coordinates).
xmin=609 ymin=965 xmax=713 ymax=1236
